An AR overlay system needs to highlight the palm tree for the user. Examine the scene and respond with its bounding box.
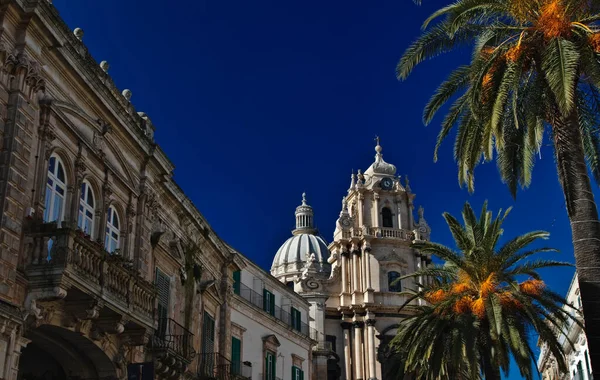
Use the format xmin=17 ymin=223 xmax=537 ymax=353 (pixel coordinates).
xmin=397 ymin=0 xmax=600 ymax=374
xmin=388 ymin=202 xmax=576 ymax=380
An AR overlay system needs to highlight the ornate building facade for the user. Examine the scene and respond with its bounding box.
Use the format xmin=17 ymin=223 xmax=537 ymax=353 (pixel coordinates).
xmin=0 ymin=1 xmax=313 ymax=380
xmin=537 ymin=274 xmax=592 ymax=380
xmin=0 ymin=2 xmax=433 ymax=380
xmin=271 ymin=141 xmax=431 ymax=380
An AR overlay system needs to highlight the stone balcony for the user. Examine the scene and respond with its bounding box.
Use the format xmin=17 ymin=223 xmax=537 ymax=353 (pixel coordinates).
xmin=23 ymin=221 xmax=156 ymax=342
xmin=150 ymin=317 xmax=195 ymax=379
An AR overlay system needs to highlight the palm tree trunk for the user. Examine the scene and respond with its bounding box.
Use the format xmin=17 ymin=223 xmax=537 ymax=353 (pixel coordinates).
xmin=552 ymin=108 xmax=600 ymax=377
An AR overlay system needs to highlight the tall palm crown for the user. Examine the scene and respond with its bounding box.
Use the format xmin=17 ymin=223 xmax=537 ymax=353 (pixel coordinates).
xmin=390 ymin=202 xmax=576 ymax=380
xmin=398 ymin=0 xmax=600 ymax=375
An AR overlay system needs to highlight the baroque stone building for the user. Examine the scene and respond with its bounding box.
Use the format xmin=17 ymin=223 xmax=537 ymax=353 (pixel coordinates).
xmin=537 ymin=274 xmax=592 ymax=380
xmin=271 ymin=141 xmax=431 ymax=380
xmin=0 ymin=2 xmax=433 ymax=380
xmin=0 ymin=1 xmax=313 ymax=380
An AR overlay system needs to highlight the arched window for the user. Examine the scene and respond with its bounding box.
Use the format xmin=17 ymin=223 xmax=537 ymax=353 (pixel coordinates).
xmin=286 ymin=281 xmax=294 ymax=290
xmin=77 ymin=181 xmax=95 ymax=236
xmin=105 ymin=206 xmax=120 ymax=253
xmin=44 ymin=155 xmax=67 ymax=223
xmin=382 ymin=207 xmax=393 ymax=228
xmin=388 ymin=271 xmax=401 ymax=292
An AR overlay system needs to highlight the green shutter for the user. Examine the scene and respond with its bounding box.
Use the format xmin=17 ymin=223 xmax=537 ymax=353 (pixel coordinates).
xmin=291 ymin=308 xmax=302 ymax=331
xmin=300 ymin=369 xmax=304 ymax=380
xmin=265 ymin=352 xmax=276 ymax=380
xmin=231 ymin=337 xmax=241 ymax=375
xmin=263 ymin=289 xmax=275 ymax=316
xmin=233 ymin=271 xmax=241 ymax=295
xmin=263 ymin=289 xmax=267 ymax=312
xmin=265 ymin=353 xmax=268 ymax=380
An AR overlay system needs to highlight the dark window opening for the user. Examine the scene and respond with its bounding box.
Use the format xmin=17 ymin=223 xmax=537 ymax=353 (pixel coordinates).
xmin=388 ymin=271 xmax=401 ymax=292
xmin=382 ymin=207 xmax=393 ymax=228
xmin=286 ymin=281 xmax=294 ymax=290
xmin=326 ymin=335 xmax=337 ymax=353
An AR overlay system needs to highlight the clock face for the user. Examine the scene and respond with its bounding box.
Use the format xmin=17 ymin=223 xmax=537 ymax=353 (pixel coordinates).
xmin=381 ymin=177 xmax=393 ymax=190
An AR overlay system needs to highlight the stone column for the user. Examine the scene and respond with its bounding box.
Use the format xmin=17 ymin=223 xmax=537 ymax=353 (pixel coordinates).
xmin=364 ymin=243 xmax=372 ymax=290
xmin=341 ymin=321 xmax=353 ymax=380
xmin=353 ymin=320 xmax=365 ymax=380
xmin=363 ymin=243 xmax=373 ymax=303
xmin=341 ymin=250 xmax=349 ymax=293
xmin=395 ymin=195 xmax=403 ymax=230
xmin=373 ymin=192 xmax=380 ymax=228
xmin=366 ymin=318 xmax=377 ymax=380
xmin=352 ymin=245 xmax=361 ymax=294
xmin=358 ymin=194 xmax=364 ymax=227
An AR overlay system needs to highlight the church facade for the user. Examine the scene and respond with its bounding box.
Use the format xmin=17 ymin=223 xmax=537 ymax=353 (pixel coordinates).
xmin=271 ymin=142 xmax=431 ymax=380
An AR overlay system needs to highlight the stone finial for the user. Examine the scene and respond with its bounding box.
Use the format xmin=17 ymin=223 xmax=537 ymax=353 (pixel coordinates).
xmin=100 ymin=61 xmax=110 ymax=73
xmin=74 ymin=28 xmax=84 ymax=41
xmin=122 ymin=89 xmax=132 ymax=101
xmin=302 ymin=192 xmax=307 ymax=206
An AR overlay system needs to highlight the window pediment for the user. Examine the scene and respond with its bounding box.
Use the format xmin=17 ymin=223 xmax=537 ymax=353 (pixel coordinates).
xmin=262 ymin=334 xmax=281 ymax=352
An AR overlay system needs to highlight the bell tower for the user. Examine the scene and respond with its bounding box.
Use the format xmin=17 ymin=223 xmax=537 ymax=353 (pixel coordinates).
xmin=326 ymin=138 xmax=431 ymax=380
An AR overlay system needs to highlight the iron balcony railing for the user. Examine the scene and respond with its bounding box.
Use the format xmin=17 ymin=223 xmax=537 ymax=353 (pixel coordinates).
xmin=236 ymin=282 xmax=317 ymax=339
xmin=197 ymin=353 xmax=235 ymax=380
xmin=152 ymin=318 xmax=194 ymax=359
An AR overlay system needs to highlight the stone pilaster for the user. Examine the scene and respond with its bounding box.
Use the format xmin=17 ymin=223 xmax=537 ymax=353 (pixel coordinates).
xmin=218 ymin=262 xmax=233 ymax=362
xmin=0 ymin=53 xmax=43 ymax=304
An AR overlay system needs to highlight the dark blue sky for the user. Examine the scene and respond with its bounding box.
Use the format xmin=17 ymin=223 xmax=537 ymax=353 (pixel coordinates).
xmin=53 ymin=1 xmax=594 ymax=378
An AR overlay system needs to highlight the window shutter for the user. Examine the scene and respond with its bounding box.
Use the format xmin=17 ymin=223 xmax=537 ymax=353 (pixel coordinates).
xmin=270 ymin=292 xmax=275 ymax=316
xmin=272 ymin=353 xmax=276 ymax=380
xmin=300 ymin=369 xmax=304 ymax=380
xmin=231 ymin=337 xmax=241 ymax=375
xmin=233 ymin=271 xmax=241 ymax=295
xmin=263 ymin=289 xmax=268 ymax=312
xmin=155 ymin=269 xmax=170 ymax=319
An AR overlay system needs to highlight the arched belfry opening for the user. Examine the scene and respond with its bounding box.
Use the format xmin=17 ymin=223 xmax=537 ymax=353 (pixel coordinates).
xmin=382 ymin=207 xmax=393 ymax=228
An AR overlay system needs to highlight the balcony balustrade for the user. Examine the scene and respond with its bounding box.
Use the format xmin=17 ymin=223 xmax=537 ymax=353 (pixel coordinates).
xmin=23 ymin=222 xmax=156 ymax=331
xmin=235 ymin=283 xmax=316 ymax=339
xmin=341 ymin=227 xmax=414 ymax=241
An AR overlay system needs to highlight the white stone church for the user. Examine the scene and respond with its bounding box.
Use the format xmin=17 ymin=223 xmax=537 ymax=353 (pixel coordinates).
xmin=269 ymin=141 xmax=431 ymax=380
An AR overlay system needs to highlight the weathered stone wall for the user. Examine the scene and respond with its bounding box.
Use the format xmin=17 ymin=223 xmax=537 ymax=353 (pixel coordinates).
xmin=0 ymin=1 xmax=244 ymax=379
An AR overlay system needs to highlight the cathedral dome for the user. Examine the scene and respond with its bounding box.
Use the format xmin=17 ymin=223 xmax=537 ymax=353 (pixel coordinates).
xmin=271 ymin=234 xmax=330 ymax=275
xmin=271 ymin=193 xmax=331 ymax=278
